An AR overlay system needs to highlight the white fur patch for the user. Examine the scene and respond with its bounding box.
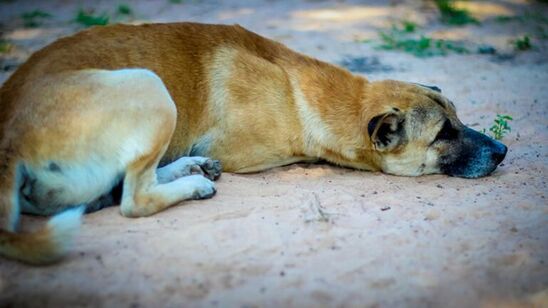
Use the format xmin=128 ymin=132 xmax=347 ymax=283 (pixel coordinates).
xmin=382 ymin=147 xmax=441 ymax=176
xmin=22 ymin=157 xmax=124 ymax=212
xmin=382 ymin=152 xmax=426 ymax=176
xmin=208 ymin=48 xmax=237 ymax=120
xmin=47 ymin=206 xmax=84 ymax=253
xmin=422 ymin=148 xmax=441 ymax=174
xmin=289 ymin=76 xmax=356 ymax=159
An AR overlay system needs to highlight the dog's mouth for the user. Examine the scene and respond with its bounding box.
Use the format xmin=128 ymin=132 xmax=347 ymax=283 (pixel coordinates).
xmin=440 ymin=127 xmax=508 ymax=178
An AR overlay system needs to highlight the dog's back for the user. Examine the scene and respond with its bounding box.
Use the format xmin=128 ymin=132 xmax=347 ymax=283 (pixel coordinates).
xmin=0 ymin=22 xmax=302 ymax=163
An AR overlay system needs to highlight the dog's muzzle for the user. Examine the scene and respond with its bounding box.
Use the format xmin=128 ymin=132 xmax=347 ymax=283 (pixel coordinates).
xmin=441 ymin=127 xmax=508 ymax=178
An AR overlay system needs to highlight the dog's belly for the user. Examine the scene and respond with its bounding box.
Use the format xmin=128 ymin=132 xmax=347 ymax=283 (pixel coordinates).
xmin=19 ymin=159 xmax=124 ymax=216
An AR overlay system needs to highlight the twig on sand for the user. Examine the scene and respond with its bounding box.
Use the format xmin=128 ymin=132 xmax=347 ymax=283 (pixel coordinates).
xmin=304 ymin=192 xmax=334 ymax=223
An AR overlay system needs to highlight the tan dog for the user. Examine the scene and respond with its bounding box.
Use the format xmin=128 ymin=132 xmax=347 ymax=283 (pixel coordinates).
xmin=0 ymin=22 xmax=507 ymax=264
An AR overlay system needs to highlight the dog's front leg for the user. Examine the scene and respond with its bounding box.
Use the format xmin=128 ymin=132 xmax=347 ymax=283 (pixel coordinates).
xmin=156 ymin=156 xmax=222 ymax=183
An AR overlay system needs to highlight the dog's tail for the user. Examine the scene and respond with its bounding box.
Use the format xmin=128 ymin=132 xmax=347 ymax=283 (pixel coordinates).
xmin=0 ymin=207 xmax=84 ymax=264
xmin=0 ymin=149 xmax=84 ymax=264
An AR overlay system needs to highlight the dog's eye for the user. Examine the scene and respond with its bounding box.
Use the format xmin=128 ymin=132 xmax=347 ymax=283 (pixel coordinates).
xmin=435 ymin=120 xmax=458 ymax=141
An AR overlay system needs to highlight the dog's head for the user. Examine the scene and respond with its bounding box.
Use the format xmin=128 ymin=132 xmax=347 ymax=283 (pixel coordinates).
xmin=362 ymin=80 xmax=507 ymax=178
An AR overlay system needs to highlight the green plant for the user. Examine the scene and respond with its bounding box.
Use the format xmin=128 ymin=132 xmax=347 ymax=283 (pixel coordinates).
xmin=401 ymin=20 xmax=417 ymax=33
xmin=435 ymin=0 xmax=479 ymax=26
xmin=75 ymin=9 xmax=109 ymax=27
xmin=513 ymin=35 xmax=532 ymax=51
xmin=0 ymin=39 xmax=13 ymax=54
xmin=169 ymin=0 xmax=183 ymax=3
xmin=377 ymin=26 xmax=469 ymax=57
xmin=484 ymin=114 xmax=513 ymax=140
xmin=21 ymin=9 xmax=51 ymax=28
xmin=117 ymin=4 xmax=132 ymax=15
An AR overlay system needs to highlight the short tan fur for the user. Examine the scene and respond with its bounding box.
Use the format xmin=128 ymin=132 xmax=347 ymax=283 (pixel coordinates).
xmin=0 ymin=22 xmax=506 ymax=264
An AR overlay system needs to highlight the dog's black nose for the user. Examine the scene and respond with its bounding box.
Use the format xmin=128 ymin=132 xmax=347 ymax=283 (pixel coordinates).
xmin=492 ymin=144 xmax=508 ymax=165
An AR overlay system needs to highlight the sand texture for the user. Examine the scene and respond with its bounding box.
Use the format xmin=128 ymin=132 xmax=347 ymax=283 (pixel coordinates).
xmin=0 ymin=0 xmax=547 ymax=307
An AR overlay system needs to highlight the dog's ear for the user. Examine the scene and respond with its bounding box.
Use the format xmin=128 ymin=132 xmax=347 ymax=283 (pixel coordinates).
xmin=367 ymin=110 xmax=405 ymax=151
xmin=414 ymin=83 xmax=442 ymax=93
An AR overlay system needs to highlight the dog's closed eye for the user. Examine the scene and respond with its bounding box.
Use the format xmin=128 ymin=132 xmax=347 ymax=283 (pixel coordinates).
xmin=414 ymin=83 xmax=442 ymax=93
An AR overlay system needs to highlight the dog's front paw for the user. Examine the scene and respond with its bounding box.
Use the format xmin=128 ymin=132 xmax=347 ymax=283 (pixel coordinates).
xmin=158 ymin=156 xmax=222 ymax=183
xmin=186 ymin=175 xmax=217 ymax=200
xmin=196 ymin=158 xmax=222 ymax=181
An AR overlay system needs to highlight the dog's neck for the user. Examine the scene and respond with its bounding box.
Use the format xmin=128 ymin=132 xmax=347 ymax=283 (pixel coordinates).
xmin=285 ymin=57 xmax=381 ymax=171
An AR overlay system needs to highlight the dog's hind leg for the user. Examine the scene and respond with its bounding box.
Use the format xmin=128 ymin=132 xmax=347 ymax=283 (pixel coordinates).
xmin=80 ymin=70 xmax=218 ymax=218
xmin=37 ymin=68 xmax=217 ymax=218
xmin=1 ymin=68 xmax=217 ymax=262
xmin=120 ymin=140 xmax=217 ymax=218
xmin=117 ymin=94 xmax=217 ymax=218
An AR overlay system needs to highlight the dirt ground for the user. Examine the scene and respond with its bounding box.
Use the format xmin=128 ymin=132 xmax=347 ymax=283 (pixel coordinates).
xmin=0 ymin=0 xmax=547 ymax=307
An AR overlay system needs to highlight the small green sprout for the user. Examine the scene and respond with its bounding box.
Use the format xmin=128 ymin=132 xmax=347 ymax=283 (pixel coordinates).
xmin=484 ymin=114 xmax=513 ymax=140
xmin=435 ymin=0 xmax=479 ymax=26
xmin=512 ymin=35 xmax=532 ymax=51
xmin=75 ymin=9 xmax=109 ymax=27
xmin=21 ymin=9 xmax=51 ymax=28
xmin=401 ymin=20 xmax=417 ymax=33
xmin=117 ymin=4 xmax=132 ymax=15
xmin=0 ymin=39 xmax=13 ymax=54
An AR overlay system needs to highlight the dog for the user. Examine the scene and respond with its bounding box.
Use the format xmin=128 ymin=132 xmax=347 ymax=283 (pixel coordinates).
xmin=0 ymin=22 xmax=507 ymax=264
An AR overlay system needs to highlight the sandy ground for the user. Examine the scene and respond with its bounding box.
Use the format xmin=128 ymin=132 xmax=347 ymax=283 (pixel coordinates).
xmin=0 ymin=0 xmax=547 ymax=307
